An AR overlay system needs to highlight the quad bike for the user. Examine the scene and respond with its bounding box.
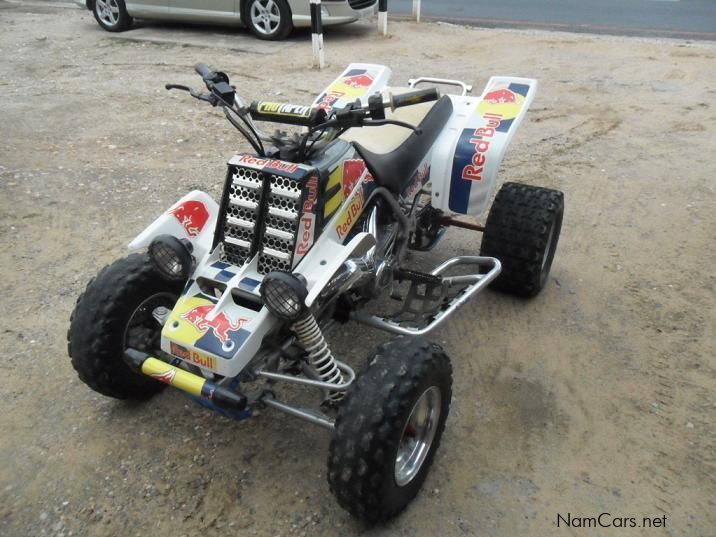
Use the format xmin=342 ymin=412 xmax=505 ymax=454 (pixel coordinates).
xmin=68 ymin=63 xmax=564 ymax=522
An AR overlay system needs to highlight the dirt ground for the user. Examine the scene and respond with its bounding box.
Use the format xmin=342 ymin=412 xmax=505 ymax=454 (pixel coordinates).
xmin=1 ymin=2 xmax=715 ymax=536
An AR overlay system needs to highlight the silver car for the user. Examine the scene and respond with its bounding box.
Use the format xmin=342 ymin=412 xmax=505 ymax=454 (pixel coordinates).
xmin=77 ymin=0 xmax=377 ymax=40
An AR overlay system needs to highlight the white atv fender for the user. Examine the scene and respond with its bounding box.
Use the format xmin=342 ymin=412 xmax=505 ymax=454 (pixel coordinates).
xmin=429 ymin=77 xmax=538 ymax=216
xmin=128 ymin=190 xmax=219 ymax=261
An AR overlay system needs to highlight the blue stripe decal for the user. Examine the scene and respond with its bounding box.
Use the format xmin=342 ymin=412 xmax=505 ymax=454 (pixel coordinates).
xmin=196 ymin=328 xmax=251 ymax=359
xmin=211 ymin=261 xmax=230 ymax=270
xmin=239 ymin=277 xmax=261 ymax=291
xmin=509 ymin=83 xmax=530 ymax=97
xmin=215 ymin=269 xmax=236 ymax=283
xmin=496 ymin=118 xmax=513 ymax=134
xmin=449 ymin=128 xmax=477 ymax=214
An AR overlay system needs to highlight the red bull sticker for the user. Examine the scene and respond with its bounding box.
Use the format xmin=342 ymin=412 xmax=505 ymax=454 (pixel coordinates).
xmin=403 ymin=163 xmax=430 ymax=200
xmin=294 ymin=176 xmax=319 ymax=263
xmin=335 ymin=189 xmax=365 ymax=241
xmin=170 ymin=200 xmax=209 ymax=238
xmin=150 ymin=368 xmax=176 ymax=384
xmin=449 ymin=81 xmax=533 ymax=214
xmin=182 ymin=305 xmax=247 ymax=345
xmin=170 ymin=342 xmax=217 ymax=370
xmin=341 ymin=160 xmax=373 ymax=198
xmin=235 ymin=154 xmax=301 ymax=176
xmin=314 ymin=68 xmax=377 ymax=112
xmin=343 ymin=73 xmax=374 ymax=89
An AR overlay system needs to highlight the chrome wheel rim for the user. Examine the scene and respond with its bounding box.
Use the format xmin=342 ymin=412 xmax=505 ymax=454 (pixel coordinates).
xmin=123 ymin=292 xmax=176 ymax=352
xmin=540 ymin=218 xmax=558 ymax=275
xmin=250 ymin=0 xmax=281 ymax=35
xmin=394 ymin=386 xmax=442 ymax=487
xmin=96 ymin=0 xmax=120 ymax=26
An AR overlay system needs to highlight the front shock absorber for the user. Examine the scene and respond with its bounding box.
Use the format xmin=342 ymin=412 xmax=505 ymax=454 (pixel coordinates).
xmin=292 ymin=313 xmax=344 ymax=402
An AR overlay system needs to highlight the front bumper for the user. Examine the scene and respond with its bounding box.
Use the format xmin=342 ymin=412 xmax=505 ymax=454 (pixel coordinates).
xmin=125 ymin=349 xmax=247 ymax=411
xmin=292 ymin=2 xmax=378 ymax=27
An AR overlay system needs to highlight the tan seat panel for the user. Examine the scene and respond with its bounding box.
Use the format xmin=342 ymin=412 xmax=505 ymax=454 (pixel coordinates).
xmin=339 ymin=87 xmax=438 ymax=155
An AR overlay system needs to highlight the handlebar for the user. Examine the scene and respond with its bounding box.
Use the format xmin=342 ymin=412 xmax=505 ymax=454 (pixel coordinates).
xmin=194 ymin=62 xmax=212 ymax=80
xmin=389 ymin=88 xmax=440 ymax=110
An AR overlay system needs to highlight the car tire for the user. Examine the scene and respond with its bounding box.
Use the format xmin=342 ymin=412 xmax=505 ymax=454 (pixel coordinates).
xmin=68 ymin=254 xmax=182 ymax=399
xmin=480 ymin=181 xmax=564 ymax=297
xmin=243 ymin=0 xmax=293 ymax=41
xmin=328 ymin=337 xmax=452 ymax=523
xmin=93 ymin=0 xmax=133 ymax=32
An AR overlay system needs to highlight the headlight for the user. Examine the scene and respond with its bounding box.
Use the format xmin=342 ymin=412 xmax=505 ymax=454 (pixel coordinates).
xmin=260 ymin=272 xmax=308 ymax=321
xmin=148 ymin=235 xmax=193 ymax=281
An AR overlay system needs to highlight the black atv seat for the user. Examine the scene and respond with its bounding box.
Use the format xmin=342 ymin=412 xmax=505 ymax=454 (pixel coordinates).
xmin=353 ymin=95 xmax=454 ymax=195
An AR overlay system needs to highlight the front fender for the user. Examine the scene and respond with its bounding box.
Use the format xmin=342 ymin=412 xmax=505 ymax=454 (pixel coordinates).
xmin=128 ymin=190 xmax=219 ymax=262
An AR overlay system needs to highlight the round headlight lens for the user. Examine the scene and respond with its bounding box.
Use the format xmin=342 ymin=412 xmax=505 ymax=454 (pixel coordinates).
xmin=148 ymin=235 xmax=193 ymax=281
xmin=260 ymin=272 xmax=308 ymax=321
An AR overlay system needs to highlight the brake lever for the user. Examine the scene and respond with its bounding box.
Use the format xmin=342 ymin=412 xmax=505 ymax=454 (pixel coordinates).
xmin=165 ymin=84 xmax=191 ymax=92
xmin=190 ymin=89 xmax=219 ymax=106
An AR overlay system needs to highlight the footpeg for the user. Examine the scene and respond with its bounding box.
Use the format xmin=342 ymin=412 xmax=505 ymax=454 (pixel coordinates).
xmin=351 ymin=256 xmax=501 ymax=336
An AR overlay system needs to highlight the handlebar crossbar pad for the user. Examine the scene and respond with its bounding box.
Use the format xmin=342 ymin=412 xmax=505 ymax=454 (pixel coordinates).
xmin=249 ymin=101 xmax=327 ymax=128
xmin=391 ymin=88 xmax=440 ymax=110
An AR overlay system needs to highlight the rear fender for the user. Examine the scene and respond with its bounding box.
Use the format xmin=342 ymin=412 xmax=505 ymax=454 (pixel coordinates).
xmin=128 ymin=190 xmax=219 ymax=262
xmin=430 ymin=77 xmax=538 ymax=216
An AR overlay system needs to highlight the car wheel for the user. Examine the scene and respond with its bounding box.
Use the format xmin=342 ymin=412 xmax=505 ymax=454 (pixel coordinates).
xmin=93 ymin=0 xmax=133 ymax=32
xmin=244 ymin=0 xmax=293 ymax=41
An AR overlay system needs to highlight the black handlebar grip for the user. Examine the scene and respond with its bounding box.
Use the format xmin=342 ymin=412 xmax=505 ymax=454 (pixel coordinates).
xmin=194 ymin=62 xmax=212 ymax=79
xmin=391 ymin=88 xmax=440 ymax=109
xmin=249 ymin=101 xmax=327 ymax=128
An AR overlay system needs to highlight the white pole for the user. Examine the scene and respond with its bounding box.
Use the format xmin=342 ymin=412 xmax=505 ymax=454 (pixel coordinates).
xmin=310 ymin=0 xmax=325 ymax=69
xmin=412 ymin=0 xmax=421 ymax=22
xmin=378 ymin=0 xmax=388 ymax=36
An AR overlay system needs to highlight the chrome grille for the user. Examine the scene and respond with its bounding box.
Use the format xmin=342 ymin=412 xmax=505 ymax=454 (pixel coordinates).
xmin=219 ymin=167 xmax=303 ymax=274
xmin=221 ymin=167 xmax=263 ymax=266
xmin=257 ymin=175 xmax=301 ymax=274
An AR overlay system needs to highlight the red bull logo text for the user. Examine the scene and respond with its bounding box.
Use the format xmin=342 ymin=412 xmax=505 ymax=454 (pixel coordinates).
xmin=295 ymin=177 xmax=318 ymax=257
xmin=236 ymin=154 xmax=299 ymax=174
xmin=403 ymin=163 xmax=430 ymax=199
xmin=170 ymin=200 xmax=209 ymax=237
xmin=316 ymin=90 xmax=346 ymax=111
xmin=335 ymin=189 xmax=365 ymax=240
xmin=461 ymin=113 xmax=502 ymax=182
xmin=182 ymin=305 xmax=247 ymax=344
xmin=170 ymin=342 xmax=217 ymax=370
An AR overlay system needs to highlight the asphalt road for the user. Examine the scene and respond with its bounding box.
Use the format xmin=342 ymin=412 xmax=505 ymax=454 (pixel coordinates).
xmin=390 ymin=0 xmax=716 ymax=40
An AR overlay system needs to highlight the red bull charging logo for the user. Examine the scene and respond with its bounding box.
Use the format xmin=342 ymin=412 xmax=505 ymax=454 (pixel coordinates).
xmin=182 ymin=305 xmax=247 ymax=344
xmin=170 ymin=200 xmax=209 ymax=238
xmin=342 ymin=74 xmax=374 ymax=89
xmin=341 ymin=160 xmax=373 ymax=198
xmin=484 ymin=89 xmax=518 ymax=104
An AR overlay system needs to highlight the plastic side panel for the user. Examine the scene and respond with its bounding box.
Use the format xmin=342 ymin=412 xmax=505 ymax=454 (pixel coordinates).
xmin=431 ymin=77 xmax=538 ymax=216
xmin=128 ymin=190 xmax=219 ymax=262
xmin=312 ymin=63 xmax=392 ymax=113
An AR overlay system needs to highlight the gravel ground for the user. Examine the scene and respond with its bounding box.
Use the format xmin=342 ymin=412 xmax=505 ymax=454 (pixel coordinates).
xmin=1 ymin=3 xmax=715 ymax=537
